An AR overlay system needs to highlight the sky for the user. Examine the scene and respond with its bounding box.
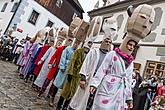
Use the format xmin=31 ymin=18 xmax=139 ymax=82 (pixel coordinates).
xmin=78 ymin=0 xmax=124 ymax=21
xmin=78 ymin=0 xmax=103 ymax=21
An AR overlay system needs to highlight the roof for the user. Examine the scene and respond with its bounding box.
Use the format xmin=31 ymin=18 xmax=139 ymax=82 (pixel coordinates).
xmin=88 ymin=0 xmax=163 ymax=17
xmin=72 ymin=0 xmax=84 ymax=13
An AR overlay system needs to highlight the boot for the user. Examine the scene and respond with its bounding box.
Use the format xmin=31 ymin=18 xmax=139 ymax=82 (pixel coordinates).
xmin=62 ymin=99 xmax=71 ymax=110
xmin=56 ymin=106 xmax=61 ymax=110
xmin=37 ymin=90 xmax=43 ymax=98
xmin=68 ymin=106 xmax=74 ymax=110
xmin=24 ymin=78 xmax=28 ymax=83
xmin=29 ymin=75 xmax=33 ymax=81
xmin=57 ymin=96 xmax=64 ymax=110
xmin=49 ymin=85 xmax=58 ymax=107
xmin=19 ymin=74 xmax=24 ymax=79
xmin=49 ymin=97 xmax=55 ymax=107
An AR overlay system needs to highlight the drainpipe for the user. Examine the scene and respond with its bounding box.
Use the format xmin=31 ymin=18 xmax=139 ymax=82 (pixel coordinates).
xmin=3 ymin=0 xmax=22 ymax=35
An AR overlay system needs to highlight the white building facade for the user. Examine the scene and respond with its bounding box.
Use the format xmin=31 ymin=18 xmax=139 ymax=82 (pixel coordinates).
xmin=0 ymin=0 xmax=68 ymax=39
xmin=88 ymin=0 xmax=165 ymax=78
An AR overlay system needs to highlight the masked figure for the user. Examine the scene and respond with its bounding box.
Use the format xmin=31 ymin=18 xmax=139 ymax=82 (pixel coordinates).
xmin=56 ymin=41 xmax=92 ymax=110
xmin=69 ymin=16 xmax=117 ymax=110
xmin=89 ymin=4 xmax=155 ymax=110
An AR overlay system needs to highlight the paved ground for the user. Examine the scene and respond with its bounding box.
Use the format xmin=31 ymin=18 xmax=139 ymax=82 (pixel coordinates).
xmin=0 ymin=60 xmax=57 ymax=110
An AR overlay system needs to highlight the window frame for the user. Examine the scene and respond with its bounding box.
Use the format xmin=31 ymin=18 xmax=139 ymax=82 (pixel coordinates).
xmin=11 ymin=2 xmax=19 ymax=12
xmin=1 ymin=2 xmax=8 ymax=12
xmin=46 ymin=20 xmax=54 ymax=27
xmin=72 ymin=13 xmax=78 ymax=19
xmin=28 ymin=9 xmax=40 ymax=25
xmin=56 ymin=0 xmax=63 ymax=8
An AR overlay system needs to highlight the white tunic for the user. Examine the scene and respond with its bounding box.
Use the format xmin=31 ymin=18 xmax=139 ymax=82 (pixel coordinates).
xmin=34 ymin=47 xmax=56 ymax=88
xmin=69 ymin=48 xmax=101 ymax=110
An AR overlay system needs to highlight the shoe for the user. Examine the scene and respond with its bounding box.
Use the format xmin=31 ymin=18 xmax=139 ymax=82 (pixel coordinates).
xmin=49 ymin=102 xmax=54 ymax=107
xmin=56 ymin=106 xmax=61 ymax=110
xmin=29 ymin=75 xmax=33 ymax=81
xmin=62 ymin=107 xmax=67 ymax=110
xmin=24 ymin=78 xmax=28 ymax=83
xmin=37 ymin=92 xmax=42 ymax=97
xmin=19 ymin=74 xmax=24 ymax=79
xmin=31 ymin=83 xmax=35 ymax=88
xmin=49 ymin=97 xmax=54 ymax=107
xmin=37 ymin=93 xmax=41 ymax=98
xmin=68 ymin=106 xmax=74 ymax=110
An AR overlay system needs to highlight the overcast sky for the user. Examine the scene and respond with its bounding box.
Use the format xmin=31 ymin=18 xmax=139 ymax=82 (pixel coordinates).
xmin=78 ymin=0 xmax=103 ymax=21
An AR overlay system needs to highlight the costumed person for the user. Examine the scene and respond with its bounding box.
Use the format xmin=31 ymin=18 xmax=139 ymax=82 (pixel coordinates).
xmin=54 ymin=27 xmax=68 ymax=48
xmin=56 ymin=41 xmax=92 ymax=109
xmin=41 ymin=38 xmax=73 ymax=106
xmin=37 ymin=31 xmax=72 ymax=99
xmin=55 ymin=18 xmax=90 ymax=110
xmin=48 ymin=17 xmax=87 ymax=105
xmin=48 ymin=39 xmax=79 ymax=108
xmin=17 ymin=38 xmax=34 ymax=78
xmin=69 ymin=16 xmax=117 ymax=110
xmin=15 ymin=39 xmax=27 ymax=73
xmin=34 ymin=34 xmax=56 ymax=90
xmin=89 ymin=4 xmax=155 ymax=110
xmin=26 ymin=46 xmax=43 ymax=83
xmin=132 ymin=70 xmax=143 ymax=110
xmin=20 ymin=28 xmax=49 ymax=79
xmin=28 ymin=27 xmax=56 ymax=84
xmin=69 ymin=37 xmax=112 ymax=110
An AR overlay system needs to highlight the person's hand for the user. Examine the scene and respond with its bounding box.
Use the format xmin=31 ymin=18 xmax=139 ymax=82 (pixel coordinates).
xmin=61 ymin=69 xmax=65 ymax=73
xmin=80 ymin=81 xmax=86 ymax=89
xmin=127 ymin=102 xmax=133 ymax=109
xmin=48 ymin=64 xmax=52 ymax=68
xmin=89 ymin=86 xmax=96 ymax=94
xmin=37 ymin=60 xmax=43 ymax=65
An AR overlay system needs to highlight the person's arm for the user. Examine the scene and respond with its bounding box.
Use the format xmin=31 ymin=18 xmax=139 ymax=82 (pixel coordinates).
xmin=22 ymin=42 xmax=28 ymax=56
xmin=67 ymin=50 xmax=78 ymax=75
xmin=58 ymin=48 xmax=68 ymax=72
xmin=90 ymin=52 xmax=114 ymax=94
xmin=79 ymin=49 xmax=95 ymax=81
xmin=126 ymin=62 xmax=134 ymax=109
xmin=67 ymin=50 xmax=78 ymax=82
xmin=49 ymin=47 xmax=62 ymax=64
xmin=79 ymin=49 xmax=95 ymax=89
xmin=40 ymin=47 xmax=52 ymax=62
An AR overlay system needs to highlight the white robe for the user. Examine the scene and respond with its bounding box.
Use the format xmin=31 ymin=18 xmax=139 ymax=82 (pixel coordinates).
xmin=69 ymin=48 xmax=100 ymax=110
xmin=91 ymin=51 xmax=133 ymax=110
xmin=34 ymin=47 xmax=56 ymax=88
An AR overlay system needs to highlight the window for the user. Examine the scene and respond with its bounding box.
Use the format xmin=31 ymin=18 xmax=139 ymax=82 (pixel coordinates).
xmin=28 ymin=10 xmax=40 ymax=25
xmin=143 ymin=60 xmax=165 ymax=79
xmin=11 ymin=2 xmax=18 ymax=12
xmin=56 ymin=0 xmax=63 ymax=8
xmin=1 ymin=2 xmax=8 ymax=12
xmin=46 ymin=20 xmax=54 ymax=27
xmin=72 ymin=13 xmax=78 ymax=19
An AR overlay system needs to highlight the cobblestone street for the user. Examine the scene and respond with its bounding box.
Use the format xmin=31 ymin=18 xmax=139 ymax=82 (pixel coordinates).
xmin=0 ymin=60 xmax=56 ymax=110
